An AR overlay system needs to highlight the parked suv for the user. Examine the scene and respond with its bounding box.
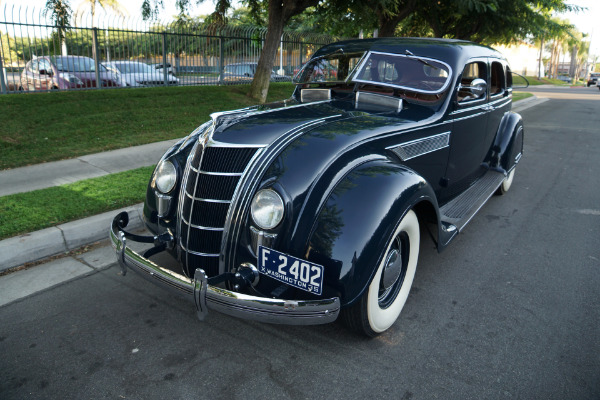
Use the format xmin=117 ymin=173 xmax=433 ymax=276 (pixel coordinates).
xmin=587 ymin=72 xmax=600 ymax=87
xmin=19 ymin=55 xmax=120 ymax=91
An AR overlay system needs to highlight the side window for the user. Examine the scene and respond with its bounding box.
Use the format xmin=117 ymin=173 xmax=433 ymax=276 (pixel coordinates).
xmin=39 ymin=59 xmax=51 ymax=74
xmin=30 ymin=60 xmax=39 ymax=74
xmin=457 ymin=61 xmax=487 ymax=104
xmin=490 ymin=61 xmax=505 ymax=96
xmin=506 ymin=65 xmax=513 ymax=88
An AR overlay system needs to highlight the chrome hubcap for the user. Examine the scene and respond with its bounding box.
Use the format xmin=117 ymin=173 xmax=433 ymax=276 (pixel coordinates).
xmin=378 ymin=233 xmax=409 ymax=308
xmin=382 ymin=249 xmax=402 ymax=290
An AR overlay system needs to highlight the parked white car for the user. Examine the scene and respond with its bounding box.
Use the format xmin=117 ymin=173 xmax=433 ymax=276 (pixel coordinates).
xmin=103 ymin=61 xmax=178 ymax=87
xmin=150 ymin=62 xmax=174 ymax=75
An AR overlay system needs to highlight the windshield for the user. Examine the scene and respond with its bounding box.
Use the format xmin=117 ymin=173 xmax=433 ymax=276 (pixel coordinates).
xmin=53 ymin=57 xmax=106 ymax=73
xmin=294 ymin=52 xmax=364 ymax=84
xmin=113 ymin=62 xmax=154 ymax=74
xmin=351 ymin=51 xmax=451 ymax=94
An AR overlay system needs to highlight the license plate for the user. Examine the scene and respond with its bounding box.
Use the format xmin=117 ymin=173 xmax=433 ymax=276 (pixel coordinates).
xmin=257 ymin=246 xmax=324 ymax=295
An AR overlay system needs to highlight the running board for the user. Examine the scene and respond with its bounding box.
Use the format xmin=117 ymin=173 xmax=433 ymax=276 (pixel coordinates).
xmin=440 ymin=170 xmax=505 ymax=232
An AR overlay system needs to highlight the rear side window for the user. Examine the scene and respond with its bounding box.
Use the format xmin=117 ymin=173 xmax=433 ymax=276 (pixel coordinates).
xmin=490 ymin=61 xmax=505 ymax=96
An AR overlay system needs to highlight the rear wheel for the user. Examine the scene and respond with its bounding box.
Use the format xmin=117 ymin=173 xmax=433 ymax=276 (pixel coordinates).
xmin=342 ymin=209 xmax=420 ymax=337
xmin=496 ymin=167 xmax=515 ymax=195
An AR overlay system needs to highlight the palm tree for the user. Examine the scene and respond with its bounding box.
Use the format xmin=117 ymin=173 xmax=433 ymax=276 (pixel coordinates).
xmin=75 ymin=0 xmax=126 ymax=25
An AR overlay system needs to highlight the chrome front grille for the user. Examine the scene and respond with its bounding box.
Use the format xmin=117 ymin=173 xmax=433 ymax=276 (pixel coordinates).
xmin=179 ymin=143 xmax=259 ymax=277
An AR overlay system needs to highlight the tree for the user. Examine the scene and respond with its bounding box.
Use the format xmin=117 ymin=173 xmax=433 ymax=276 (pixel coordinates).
xmin=143 ymin=0 xmax=321 ymax=102
xmin=44 ymin=0 xmax=73 ymax=56
xmin=247 ymin=0 xmax=321 ymax=102
xmin=75 ymin=0 xmax=126 ymax=24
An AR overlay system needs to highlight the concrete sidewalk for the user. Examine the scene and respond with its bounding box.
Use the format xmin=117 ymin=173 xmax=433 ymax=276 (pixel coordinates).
xmin=0 ymin=139 xmax=178 ymax=273
xmin=0 ymin=96 xmax=548 ymax=275
xmin=0 ymin=139 xmax=178 ymax=196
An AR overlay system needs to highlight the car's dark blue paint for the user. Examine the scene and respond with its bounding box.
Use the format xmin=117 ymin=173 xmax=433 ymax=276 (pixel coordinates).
xmin=307 ymin=160 xmax=437 ymax=305
xmin=137 ymin=37 xmax=523 ymax=321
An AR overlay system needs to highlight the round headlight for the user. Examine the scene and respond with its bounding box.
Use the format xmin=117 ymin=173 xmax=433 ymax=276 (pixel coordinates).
xmin=155 ymin=160 xmax=177 ymax=193
xmin=251 ymin=189 xmax=284 ymax=230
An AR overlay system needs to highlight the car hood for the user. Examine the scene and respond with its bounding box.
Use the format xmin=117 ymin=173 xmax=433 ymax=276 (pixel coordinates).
xmin=210 ymin=98 xmax=438 ymax=147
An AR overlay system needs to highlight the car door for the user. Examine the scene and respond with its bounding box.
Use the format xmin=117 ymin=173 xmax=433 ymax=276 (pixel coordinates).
xmin=483 ymin=59 xmax=511 ymax=161
xmin=37 ymin=59 xmax=53 ymax=90
xmin=444 ymin=59 xmax=490 ymax=199
xmin=27 ymin=60 xmax=39 ymax=90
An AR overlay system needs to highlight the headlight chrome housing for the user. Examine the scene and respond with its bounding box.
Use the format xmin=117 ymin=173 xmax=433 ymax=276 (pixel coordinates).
xmin=155 ymin=160 xmax=177 ymax=194
xmin=251 ymin=189 xmax=284 ymax=230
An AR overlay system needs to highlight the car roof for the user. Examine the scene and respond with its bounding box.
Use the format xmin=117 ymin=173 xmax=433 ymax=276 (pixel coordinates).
xmin=313 ymin=37 xmax=506 ymax=68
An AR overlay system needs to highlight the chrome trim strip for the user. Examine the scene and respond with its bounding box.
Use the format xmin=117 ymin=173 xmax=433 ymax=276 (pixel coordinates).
xmin=197 ymin=170 xmax=243 ymax=177
xmin=451 ymin=111 xmax=487 ymax=122
xmin=179 ymin=243 xmax=220 ymax=257
xmin=207 ymin=140 xmax=267 ymax=148
xmin=450 ymin=96 xmax=511 ymax=115
xmin=177 ymin=140 xmax=198 ymax=264
xmin=184 ymin=191 xmax=232 ymax=204
xmin=515 ymin=152 xmax=522 ymax=163
xmin=181 ymin=216 xmax=224 ymax=231
xmin=110 ymin=217 xmax=340 ymax=325
xmin=388 ymin=131 xmax=450 ymax=161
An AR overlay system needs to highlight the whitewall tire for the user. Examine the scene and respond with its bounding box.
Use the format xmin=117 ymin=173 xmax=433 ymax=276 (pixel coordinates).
xmin=342 ymin=209 xmax=420 ymax=336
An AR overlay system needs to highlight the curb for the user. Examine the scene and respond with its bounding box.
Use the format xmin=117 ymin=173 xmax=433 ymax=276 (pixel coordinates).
xmin=0 ymin=203 xmax=144 ymax=273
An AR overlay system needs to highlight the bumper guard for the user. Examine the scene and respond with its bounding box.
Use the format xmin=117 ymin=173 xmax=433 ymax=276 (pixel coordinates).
xmin=109 ymin=212 xmax=340 ymax=325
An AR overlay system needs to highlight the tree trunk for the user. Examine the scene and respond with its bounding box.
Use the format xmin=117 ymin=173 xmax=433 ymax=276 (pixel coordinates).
xmin=248 ymin=1 xmax=285 ymax=103
xmin=537 ymin=36 xmax=544 ymax=79
xmin=247 ymin=0 xmax=324 ymax=103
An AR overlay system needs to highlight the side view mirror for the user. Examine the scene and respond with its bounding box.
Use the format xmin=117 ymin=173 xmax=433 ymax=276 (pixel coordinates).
xmin=39 ymin=69 xmax=52 ymax=77
xmin=464 ymin=78 xmax=487 ymax=97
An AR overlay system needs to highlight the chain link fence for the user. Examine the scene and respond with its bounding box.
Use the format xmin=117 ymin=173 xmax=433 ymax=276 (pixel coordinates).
xmin=0 ymin=5 xmax=342 ymax=94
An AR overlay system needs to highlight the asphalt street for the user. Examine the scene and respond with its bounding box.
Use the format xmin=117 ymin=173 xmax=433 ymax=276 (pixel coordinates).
xmin=0 ymin=86 xmax=599 ymax=399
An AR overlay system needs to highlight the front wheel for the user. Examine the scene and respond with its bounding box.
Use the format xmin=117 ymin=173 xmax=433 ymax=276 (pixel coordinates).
xmin=342 ymin=209 xmax=420 ymax=337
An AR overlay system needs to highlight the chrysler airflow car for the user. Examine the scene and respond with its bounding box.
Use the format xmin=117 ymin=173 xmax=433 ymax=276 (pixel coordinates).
xmin=110 ymin=38 xmax=524 ymax=336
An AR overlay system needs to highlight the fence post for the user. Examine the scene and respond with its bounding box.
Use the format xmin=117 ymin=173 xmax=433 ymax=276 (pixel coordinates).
xmin=0 ymin=57 xmax=6 ymax=94
xmin=92 ymin=28 xmax=101 ymax=89
xmin=0 ymin=32 xmax=7 ymax=94
xmin=162 ymin=31 xmax=168 ymax=86
xmin=218 ymin=36 xmax=224 ymax=85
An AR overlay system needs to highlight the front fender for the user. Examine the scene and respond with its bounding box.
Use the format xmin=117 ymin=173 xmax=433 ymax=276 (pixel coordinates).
xmin=492 ymin=112 xmax=524 ymax=172
xmin=306 ymin=159 xmax=437 ymax=307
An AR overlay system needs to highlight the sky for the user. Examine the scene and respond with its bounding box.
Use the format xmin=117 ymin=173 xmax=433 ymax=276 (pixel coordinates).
xmin=562 ymin=0 xmax=599 ymax=55
xmin=2 ymin=0 xmax=599 ymax=55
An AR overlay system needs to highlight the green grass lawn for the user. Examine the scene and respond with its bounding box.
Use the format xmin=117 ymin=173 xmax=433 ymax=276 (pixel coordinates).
xmin=0 ymin=166 xmax=154 ymax=240
xmin=513 ymin=92 xmax=533 ymax=102
xmin=512 ymin=75 xmax=572 ymax=86
xmin=0 ymin=83 xmax=295 ymax=170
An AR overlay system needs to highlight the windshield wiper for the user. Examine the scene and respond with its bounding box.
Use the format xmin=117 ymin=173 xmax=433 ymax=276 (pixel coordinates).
xmin=404 ymin=50 xmax=436 ymax=69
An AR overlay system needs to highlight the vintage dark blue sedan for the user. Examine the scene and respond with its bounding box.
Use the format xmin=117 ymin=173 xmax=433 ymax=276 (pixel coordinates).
xmin=110 ymin=38 xmax=524 ymax=336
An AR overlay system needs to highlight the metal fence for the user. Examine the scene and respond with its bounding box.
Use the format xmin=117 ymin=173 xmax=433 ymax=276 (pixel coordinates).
xmin=0 ymin=5 xmax=342 ymax=94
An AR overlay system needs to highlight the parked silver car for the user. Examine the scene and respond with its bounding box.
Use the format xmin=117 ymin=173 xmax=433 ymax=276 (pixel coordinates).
xmin=103 ymin=61 xmax=178 ymax=87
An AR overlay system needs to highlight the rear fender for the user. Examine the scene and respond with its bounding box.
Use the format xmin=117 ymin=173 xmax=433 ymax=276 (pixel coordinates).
xmin=491 ymin=112 xmax=524 ymax=172
xmin=306 ymin=159 xmax=439 ymax=307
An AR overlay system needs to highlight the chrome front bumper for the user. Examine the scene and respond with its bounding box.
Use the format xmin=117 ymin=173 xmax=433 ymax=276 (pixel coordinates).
xmin=109 ymin=212 xmax=340 ymax=325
